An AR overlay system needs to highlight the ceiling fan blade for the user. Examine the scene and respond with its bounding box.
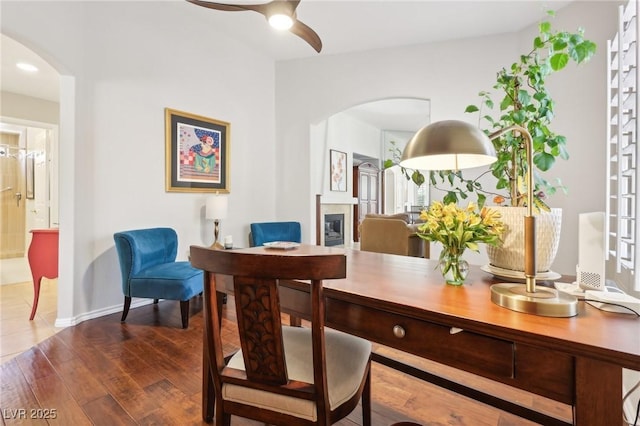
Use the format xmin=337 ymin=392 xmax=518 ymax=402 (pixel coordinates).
xmin=290 ymin=20 xmax=322 ymax=53
xmin=186 ymin=0 xmax=266 ymax=13
xmin=286 ymin=1 xmax=301 ymax=11
xmin=187 ymin=0 xmax=321 ymax=53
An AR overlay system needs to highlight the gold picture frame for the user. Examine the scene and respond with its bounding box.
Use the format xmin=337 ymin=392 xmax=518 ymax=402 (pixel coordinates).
xmin=165 ymin=108 xmax=230 ymax=193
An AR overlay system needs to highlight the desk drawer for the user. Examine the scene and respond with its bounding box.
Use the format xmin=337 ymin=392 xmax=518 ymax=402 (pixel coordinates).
xmin=514 ymin=343 xmax=574 ymax=404
xmin=326 ymin=298 xmax=514 ymax=380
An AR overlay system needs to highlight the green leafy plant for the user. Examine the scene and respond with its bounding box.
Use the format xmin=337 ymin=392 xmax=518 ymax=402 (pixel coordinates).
xmin=383 ymin=140 xmax=427 ymax=187
xmin=386 ymin=13 xmax=596 ymax=210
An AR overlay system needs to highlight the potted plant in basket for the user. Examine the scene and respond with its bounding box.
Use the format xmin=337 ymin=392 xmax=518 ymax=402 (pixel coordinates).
xmin=387 ymin=13 xmax=596 ymax=274
xmin=463 ymin=15 xmax=596 ymax=274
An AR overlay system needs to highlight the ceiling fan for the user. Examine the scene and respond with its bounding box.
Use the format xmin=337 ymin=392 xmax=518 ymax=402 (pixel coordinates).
xmin=186 ymin=0 xmax=322 ymax=53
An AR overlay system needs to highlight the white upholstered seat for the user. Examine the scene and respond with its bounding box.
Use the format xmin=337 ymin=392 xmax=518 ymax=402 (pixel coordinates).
xmin=225 ymin=327 xmax=371 ymax=421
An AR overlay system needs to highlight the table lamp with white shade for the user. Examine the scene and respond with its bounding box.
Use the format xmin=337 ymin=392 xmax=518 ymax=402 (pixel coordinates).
xmin=400 ymin=120 xmax=577 ymax=317
xmin=206 ymin=193 xmax=228 ymax=250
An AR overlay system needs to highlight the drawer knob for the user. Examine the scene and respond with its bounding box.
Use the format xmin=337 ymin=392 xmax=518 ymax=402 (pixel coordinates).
xmin=392 ymin=325 xmax=406 ymax=338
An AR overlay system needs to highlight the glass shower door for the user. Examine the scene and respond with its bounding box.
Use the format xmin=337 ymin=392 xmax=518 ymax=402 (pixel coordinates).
xmin=0 ymin=136 xmax=26 ymax=259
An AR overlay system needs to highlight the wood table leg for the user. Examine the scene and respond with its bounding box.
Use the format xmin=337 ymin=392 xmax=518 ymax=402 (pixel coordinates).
xmin=574 ymin=357 xmax=622 ymax=426
xmin=216 ymin=290 xmax=225 ymax=326
xmin=29 ymin=276 xmax=43 ymax=320
xmin=202 ymin=335 xmax=214 ymax=423
xmin=202 ymin=289 xmax=227 ymax=422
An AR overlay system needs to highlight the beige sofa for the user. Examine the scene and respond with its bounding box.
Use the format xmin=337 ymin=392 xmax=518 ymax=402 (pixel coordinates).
xmin=359 ymin=213 xmax=429 ymax=258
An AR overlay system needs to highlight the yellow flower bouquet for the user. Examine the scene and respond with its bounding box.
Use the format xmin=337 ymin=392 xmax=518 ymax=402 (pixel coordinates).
xmin=417 ymin=201 xmax=504 ymax=285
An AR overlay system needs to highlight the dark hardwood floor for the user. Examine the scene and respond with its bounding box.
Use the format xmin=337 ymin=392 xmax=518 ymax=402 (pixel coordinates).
xmin=1 ymin=295 xmax=571 ymax=425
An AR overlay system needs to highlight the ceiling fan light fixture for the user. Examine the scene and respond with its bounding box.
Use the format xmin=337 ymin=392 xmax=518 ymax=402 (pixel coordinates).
xmin=268 ymin=13 xmax=294 ymax=30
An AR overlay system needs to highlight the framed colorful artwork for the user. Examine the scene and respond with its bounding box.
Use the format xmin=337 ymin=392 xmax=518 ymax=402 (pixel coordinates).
xmin=165 ymin=108 xmax=230 ymax=193
xmin=330 ymin=149 xmax=347 ymax=192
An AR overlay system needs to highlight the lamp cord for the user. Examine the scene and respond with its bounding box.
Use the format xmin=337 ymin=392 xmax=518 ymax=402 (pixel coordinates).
xmin=582 ymin=299 xmax=640 ymax=317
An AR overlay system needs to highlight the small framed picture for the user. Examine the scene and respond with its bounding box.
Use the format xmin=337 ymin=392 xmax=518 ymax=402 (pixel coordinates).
xmin=165 ymin=108 xmax=230 ymax=193
xmin=330 ymin=149 xmax=347 ymax=192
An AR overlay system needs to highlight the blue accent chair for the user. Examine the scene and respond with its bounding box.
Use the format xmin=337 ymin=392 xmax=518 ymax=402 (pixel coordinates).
xmin=249 ymin=221 xmax=302 ymax=247
xmin=113 ymin=227 xmax=203 ymax=329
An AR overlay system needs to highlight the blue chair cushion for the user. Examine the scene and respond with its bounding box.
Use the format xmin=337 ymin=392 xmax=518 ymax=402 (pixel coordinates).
xmin=129 ymin=261 xmax=203 ymax=301
xmin=250 ymin=222 xmax=301 ymax=247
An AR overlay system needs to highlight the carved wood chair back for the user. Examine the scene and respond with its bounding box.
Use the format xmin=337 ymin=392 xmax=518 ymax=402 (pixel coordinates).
xmin=191 ymin=246 xmax=372 ymax=426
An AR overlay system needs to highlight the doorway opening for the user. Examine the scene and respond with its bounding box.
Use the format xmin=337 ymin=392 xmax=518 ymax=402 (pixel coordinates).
xmin=1 ymin=121 xmax=58 ymax=280
xmin=317 ymin=97 xmax=430 ymax=242
xmin=352 ymin=159 xmax=379 ymax=242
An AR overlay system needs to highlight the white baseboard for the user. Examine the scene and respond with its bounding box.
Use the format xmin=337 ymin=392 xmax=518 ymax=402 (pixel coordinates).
xmin=54 ymin=298 xmax=153 ymax=328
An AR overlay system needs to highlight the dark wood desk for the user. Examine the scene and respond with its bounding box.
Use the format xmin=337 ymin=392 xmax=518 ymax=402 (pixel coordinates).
xmin=190 ymin=245 xmax=640 ymax=426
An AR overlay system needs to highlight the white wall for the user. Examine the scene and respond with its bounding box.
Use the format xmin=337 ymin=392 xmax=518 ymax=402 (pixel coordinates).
xmin=340 ymin=115 xmax=382 ymax=161
xmin=1 ymin=1 xmax=277 ymax=324
xmin=313 ymin=113 xmax=382 ymax=198
xmin=276 ymin=1 xmax=622 ymax=278
xmin=277 ymin=33 xmax=516 ymax=247
xmin=1 ymin=92 xmax=59 ymax=124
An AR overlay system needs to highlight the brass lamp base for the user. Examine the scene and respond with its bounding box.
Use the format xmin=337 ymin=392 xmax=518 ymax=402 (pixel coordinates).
xmin=210 ymin=219 xmax=224 ymax=250
xmin=209 ymin=241 xmax=224 ymax=250
xmin=490 ymin=283 xmax=578 ymax=317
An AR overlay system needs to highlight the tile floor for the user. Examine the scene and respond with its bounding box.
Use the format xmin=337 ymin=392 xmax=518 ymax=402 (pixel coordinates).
xmin=0 ymin=256 xmax=61 ymax=364
xmin=1 ymin=256 xmax=32 ymax=284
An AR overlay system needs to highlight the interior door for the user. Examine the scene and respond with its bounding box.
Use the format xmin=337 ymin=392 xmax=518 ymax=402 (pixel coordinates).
xmin=354 ymin=163 xmax=379 ymax=241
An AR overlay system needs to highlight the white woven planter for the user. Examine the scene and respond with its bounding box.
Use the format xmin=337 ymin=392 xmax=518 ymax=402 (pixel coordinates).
xmin=486 ymin=207 xmax=562 ymax=273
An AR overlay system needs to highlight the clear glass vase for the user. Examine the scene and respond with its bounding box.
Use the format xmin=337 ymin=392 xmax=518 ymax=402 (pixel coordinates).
xmin=439 ymin=250 xmax=469 ymax=286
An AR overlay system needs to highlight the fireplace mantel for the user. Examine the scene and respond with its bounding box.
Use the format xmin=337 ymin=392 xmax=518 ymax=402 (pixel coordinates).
xmin=320 ymin=195 xmax=358 ymax=205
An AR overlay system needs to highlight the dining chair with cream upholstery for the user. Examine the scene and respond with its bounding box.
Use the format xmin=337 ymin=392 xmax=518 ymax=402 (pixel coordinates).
xmin=190 ymin=245 xmax=372 ymax=426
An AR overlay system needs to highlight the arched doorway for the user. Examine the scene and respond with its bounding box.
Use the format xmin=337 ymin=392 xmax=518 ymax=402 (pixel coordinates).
xmin=312 ymin=97 xmax=430 ymax=245
xmin=0 ymin=33 xmax=72 ymax=348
